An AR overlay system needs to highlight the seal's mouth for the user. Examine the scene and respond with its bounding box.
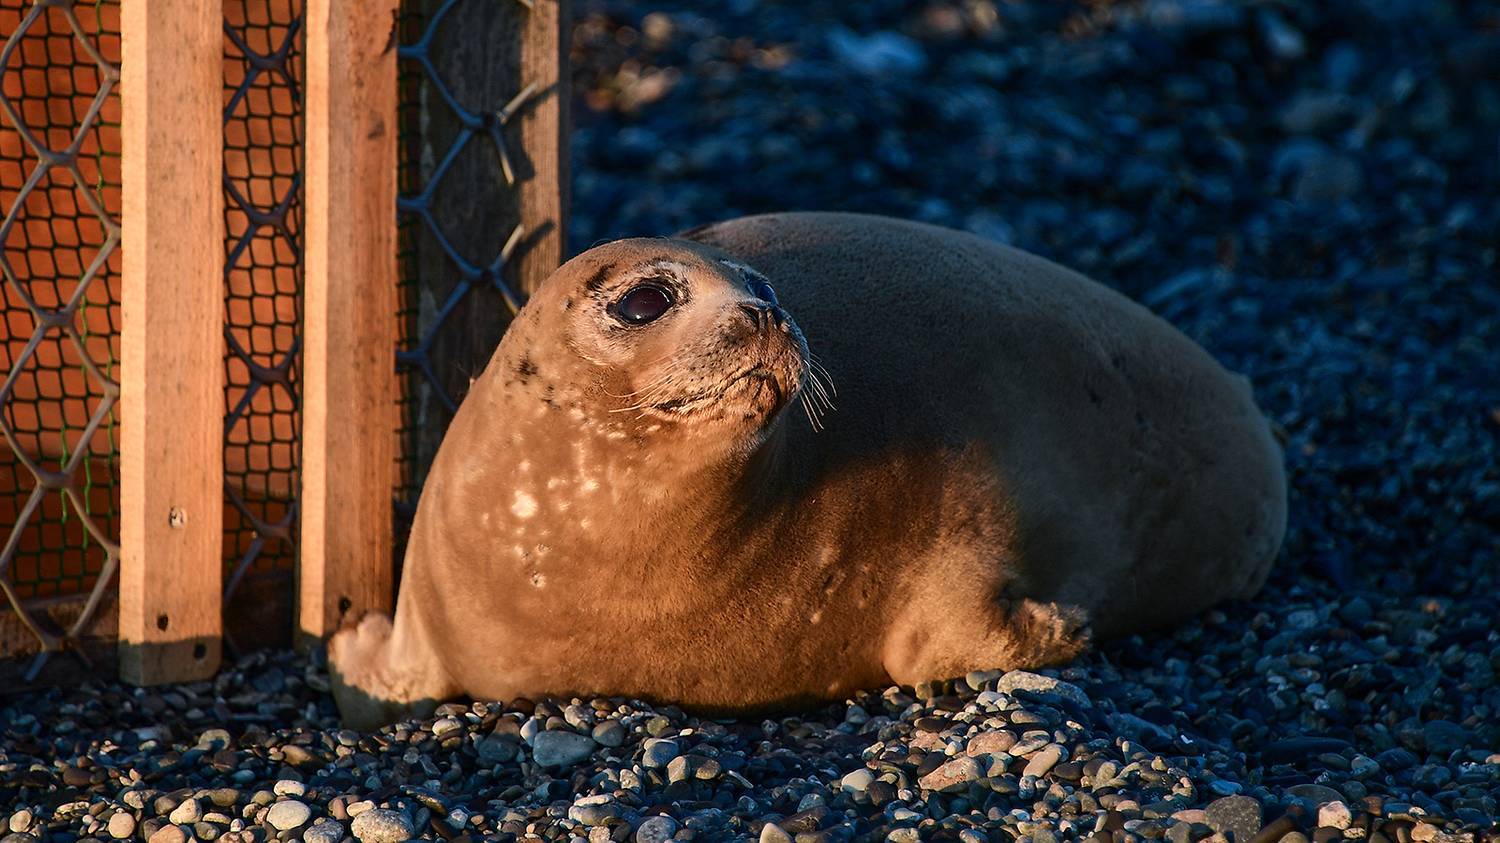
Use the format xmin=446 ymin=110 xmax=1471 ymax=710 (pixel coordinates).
xmin=737 ymin=367 xmax=783 ymax=404
xmin=647 ymin=361 xmax=794 ymax=417
xmin=616 ymin=302 xmax=834 ymax=430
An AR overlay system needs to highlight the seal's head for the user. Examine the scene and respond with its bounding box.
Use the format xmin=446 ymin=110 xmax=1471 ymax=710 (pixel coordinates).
xmin=516 ymin=239 xmax=816 ymax=451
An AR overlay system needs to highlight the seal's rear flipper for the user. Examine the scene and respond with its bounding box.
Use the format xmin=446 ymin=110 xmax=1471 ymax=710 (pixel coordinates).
xmin=327 ymin=612 xmax=458 ymax=730
xmin=882 ymin=596 xmax=1091 ymax=687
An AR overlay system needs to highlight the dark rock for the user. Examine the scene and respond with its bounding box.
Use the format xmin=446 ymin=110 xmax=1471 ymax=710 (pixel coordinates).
xmin=1206 ymin=796 xmax=1265 ymax=842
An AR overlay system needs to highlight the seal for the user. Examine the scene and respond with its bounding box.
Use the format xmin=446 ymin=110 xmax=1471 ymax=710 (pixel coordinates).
xmin=329 ymin=212 xmax=1286 ymax=729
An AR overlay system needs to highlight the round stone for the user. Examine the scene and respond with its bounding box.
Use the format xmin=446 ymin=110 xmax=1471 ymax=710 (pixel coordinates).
xmin=6 ymin=812 xmax=31 ymax=835
xmin=919 ymin=756 xmax=985 ymax=793
xmin=264 ymin=801 xmax=311 ymax=832
xmin=303 ymin=818 xmax=346 ymax=843
xmin=531 ymin=730 xmax=598 ymax=769
xmin=147 ymin=825 xmax=188 ymax=843
xmin=281 ymin=745 xmax=316 ymax=767
xmin=995 ymin=671 xmax=1090 ymax=706
xmin=350 ymin=809 xmax=415 ymax=843
xmin=567 ymin=802 xmax=621 ymax=827
xmin=168 ymin=800 xmax=202 ymax=826
xmin=1317 ymin=801 xmax=1352 ymax=830
xmin=1022 ymin=744 xmax=1067 ymax=778
xmin=106 ymin=814 xmax=136 ymax=841
xmin=965 ymin=730 xmax=1018 ymax=757
xmin=840 ymin=768 xmax=874 ymax=800
xmin=592 ymin=719 xmax=626 ymax=748
xmin=634 ymin=815 xmax=677 ymax=843
xmin=1421 ymin=720 xmax=1470 ymax=757
xmin=759 ymin=823 xmax=793 ymax=843
xmin=477 ymin=734 xmax=519 ymax=764
xmin=196 ymin=729 xmax=233 ymax=751
xmin=1205 ymin=795 xmax=1264 ymax=842
xmin=273 ymin=780 xmax=305 ymax=798
xmin=640 ymin=738 xmax=680 ymax=769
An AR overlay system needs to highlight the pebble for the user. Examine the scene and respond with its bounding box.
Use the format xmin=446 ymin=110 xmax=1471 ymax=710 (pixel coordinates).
xmin=1318 ymin=801 xmax=1353 ymax=830
xmin=476 ymin=733 xmax=518 ymax=764
xmin=840 ymin=768 xmax=874 ymax=799
xmin=917 ymin=756 xmax=985 ymax=793
xmin=303 ymin=820 xmax=345 ymax=843
xmin=264 ymin=801 xmax=311 ymax=832
xmin=1422 ymin=720 xmax=1470 ymax=756
xmin=640 ymin=737 xmax=680 ymax=769
xmin=634 ymin=816 xmax=677 ymax=843
xmin=1205 ymin=796 xmax=1264 ymax=842
xmin=531 ymin=729 xmax=598 ymax=768
xmin=168 ymin=799 xmax=201 ymax=826
xmin=592 ymin=719 xmax=626 ymax=747
xmin=759 ymin=823 xmax=793 ymax=843
xmin=106 ymin=814 xmax=135 ymax=840
xmin=147 ymin=826 xmax=187 ymax=843
xmin=995 ymin=671 xmax=1090 ymax=707
xmin=349 ymin=810 xmax=414 ymax=843
xmin=1023 ymin=743 xmax=1067 ymax=777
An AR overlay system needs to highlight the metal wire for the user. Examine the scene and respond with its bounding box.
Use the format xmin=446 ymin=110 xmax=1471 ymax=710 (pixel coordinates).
xmin=1 ymin=0 xmax=539 ymax=668
xmin=0 ymin=0 xmax=121 ymax=677
xmin=396 ymin=0 xmax=531 ymax=540
xmin=221 ymin=0 xmax=303 ymax=608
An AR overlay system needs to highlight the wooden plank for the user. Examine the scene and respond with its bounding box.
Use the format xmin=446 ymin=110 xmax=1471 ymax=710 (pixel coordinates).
xmin=516 ymin=0 xmax=571 ymax=297
xmin=118 ymin=0 xmax=224 ymax=685
xmin=299 ymin=0 xmax=401 ymax=643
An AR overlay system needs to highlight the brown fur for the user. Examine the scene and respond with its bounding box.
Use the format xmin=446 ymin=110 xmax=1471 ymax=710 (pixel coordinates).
xmin=329 ymin=212 xmax=1286 ymax=729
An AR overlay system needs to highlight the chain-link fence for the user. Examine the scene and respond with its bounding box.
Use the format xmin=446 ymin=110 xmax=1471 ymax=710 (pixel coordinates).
xmin=396 ymin=0 xmax=531 ymax=547
xmin=221 ymin=0 xmax=303 ymax=622
xmin=0 ymin=0 xmax=558 ymax=677
xmin=0 ymin=0 xmax=121 ymax=674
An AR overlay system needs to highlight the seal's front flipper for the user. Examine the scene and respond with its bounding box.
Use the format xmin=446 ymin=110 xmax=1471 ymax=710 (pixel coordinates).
xmin=327 ymin=612 xmax=458 ymax=730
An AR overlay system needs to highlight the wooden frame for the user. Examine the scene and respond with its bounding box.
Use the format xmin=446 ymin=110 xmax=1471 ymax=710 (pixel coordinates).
xmin=517 ymin=0 xmax=571 ymax=297
xmin=2 ymin=0 xmax=569 ymax=685
xmin=298 ymin=0 xmax=403 ymax=644
xmin=118 ymin=0 xmax=226 ymax=685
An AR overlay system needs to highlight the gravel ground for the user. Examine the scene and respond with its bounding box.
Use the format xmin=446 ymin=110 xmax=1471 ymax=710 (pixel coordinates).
xmin=4 ymin=1 xmax=1499 ymax=842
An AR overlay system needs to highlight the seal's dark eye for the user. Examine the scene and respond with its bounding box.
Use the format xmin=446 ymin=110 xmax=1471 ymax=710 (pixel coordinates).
xmin=613 ymin=284 xmax=674 ymax=325
xmin=749 ymin=279 xmax=779 ymax=306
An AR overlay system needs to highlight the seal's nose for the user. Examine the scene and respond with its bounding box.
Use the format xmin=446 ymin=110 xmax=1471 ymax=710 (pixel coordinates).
xmin=738 ymin=301 xmax=785 ymax=331
xmin=748 ymin=279 xmax=779 ymax=306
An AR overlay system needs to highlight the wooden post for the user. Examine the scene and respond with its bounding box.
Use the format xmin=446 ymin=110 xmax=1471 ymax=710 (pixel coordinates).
xmin=516 ymin=0 xmax=570 ymax=297
xmin=118 ymin=0 xmax=225 ymax=684
xmin=299 ymin=0 xmax=401 ymax=643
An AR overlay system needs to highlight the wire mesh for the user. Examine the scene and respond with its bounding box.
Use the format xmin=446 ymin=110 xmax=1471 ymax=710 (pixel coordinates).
xmin=396 ymin=0 xmax=530 ymax=544
xmin=0 ymin=0 xmax=121 ymax=672
xmin=0 ymin=0 xmax=120 ymax=642
xmin=221 ymin=0 xmax=303 ymax=607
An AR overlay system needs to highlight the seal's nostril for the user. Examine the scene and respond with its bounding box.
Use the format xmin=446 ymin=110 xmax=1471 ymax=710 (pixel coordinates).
xmin=739 ymin=302 xmax=772 ymax=330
